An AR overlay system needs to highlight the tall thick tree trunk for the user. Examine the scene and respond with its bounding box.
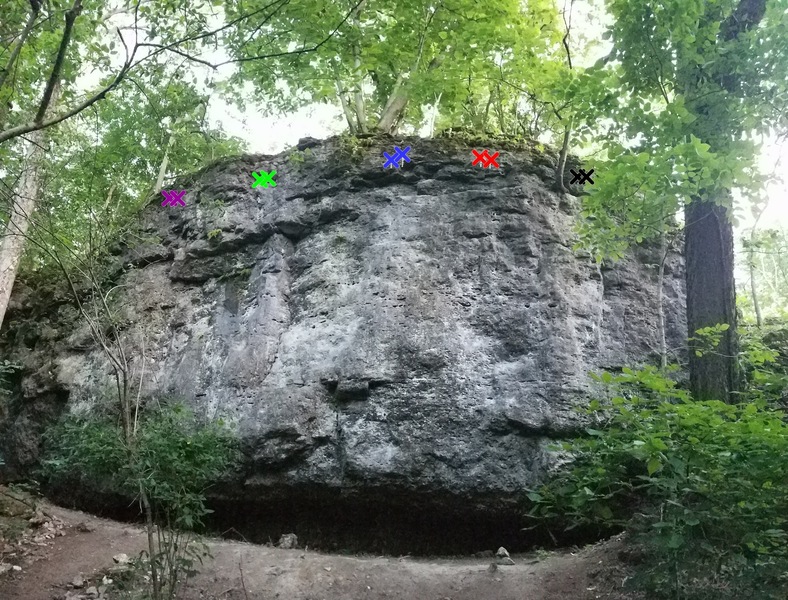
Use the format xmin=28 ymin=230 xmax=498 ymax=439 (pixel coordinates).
xmin=0 ymin=127 xmax=49 ymax=328
xmin=684 ymin=197 xmax=740 ymax=402
xmin=681 ymin=0 xmax=766 ymax=402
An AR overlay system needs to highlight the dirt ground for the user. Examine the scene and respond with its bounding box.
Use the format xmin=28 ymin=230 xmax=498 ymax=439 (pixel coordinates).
xmin=0 ymin=497 xmax=637 ymax=600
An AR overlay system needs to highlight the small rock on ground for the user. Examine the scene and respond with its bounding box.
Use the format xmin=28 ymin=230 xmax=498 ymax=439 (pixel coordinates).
xmin=278 ymin=533 xmax=298 ymax=549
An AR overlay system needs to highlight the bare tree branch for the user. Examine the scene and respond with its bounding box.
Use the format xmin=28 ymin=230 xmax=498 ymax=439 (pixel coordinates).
xmin=555 ymin=0 xmax=576 ymax=193
xmin=0 ymin=58 xmax=133 ymax=145
xmin=0 ymin=0 xmax=364 ymax=146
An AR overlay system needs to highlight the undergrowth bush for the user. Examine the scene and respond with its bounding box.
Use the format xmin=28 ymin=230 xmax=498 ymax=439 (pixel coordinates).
xmin=40 ymin=402 xmax=241 ymax=600
xmin=527 ymin=364 xmax=788 ymax=600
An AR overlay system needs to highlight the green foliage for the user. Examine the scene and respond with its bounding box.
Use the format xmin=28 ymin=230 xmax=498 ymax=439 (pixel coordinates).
xmin=1 ymin=1 xmax=246 ymax=285
xmin=527 ymin=366 xmax=788 ymax=599
xmin=41 ymin=402 xmax=240 ymax=526
xmin=287 ymin=146 xmax=315 ymax=168
xmin=572 ymin=0 xmax=787 ymax=262
xmin=40 ymin=403 xmax=241 ymax=599
xmin=207 ymin=228 xmax=222 ymax=242
xmin=738 ymin=324 xmax=788 ymax=404
xmin=740 ymin=228 xmax=788 ymax=322
xmin=689 ymin=323 xmax=731 ymax=357
xmin=221 ymin=0 xmax=566 ymax=133
xmin=200 ymin=197 xmax=226 ymax=212
xmin=336 ymin=132 xmax=368 ymax=161
xmin=13 ymin=74 xmax=245 ymax=284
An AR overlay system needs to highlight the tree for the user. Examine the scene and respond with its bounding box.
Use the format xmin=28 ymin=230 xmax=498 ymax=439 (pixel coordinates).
xmin=0 ymin=0 xmax=364 ymax=330
xmin=30 ymin=210 xmax=240 ymax=599
xmin=575 ymin=0 xmax=788 ymax=402
xmin=222 ymin=0 xmax=565 ymax=133
xmin=741 ymin=227 xmax=788 ymax=323
xmin=0 ymin=105 xmax=56 ymax=330
xmin=16 ymin=72 xmax=244 ymax=279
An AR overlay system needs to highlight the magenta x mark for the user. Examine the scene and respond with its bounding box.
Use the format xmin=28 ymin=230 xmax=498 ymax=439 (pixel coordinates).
xmin=161 ymin=190 xmax=186 ymax=207
xmin=472 ymin=149 xmax=500 ymax=169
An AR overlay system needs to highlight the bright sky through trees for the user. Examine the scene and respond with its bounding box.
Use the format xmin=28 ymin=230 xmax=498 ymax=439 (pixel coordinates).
xmin=65 ymin=0 xmax=788 ymax=231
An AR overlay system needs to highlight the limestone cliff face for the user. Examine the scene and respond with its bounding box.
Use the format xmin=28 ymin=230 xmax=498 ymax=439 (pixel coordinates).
xmin=0 ymin=134 xmax=686 ymax=513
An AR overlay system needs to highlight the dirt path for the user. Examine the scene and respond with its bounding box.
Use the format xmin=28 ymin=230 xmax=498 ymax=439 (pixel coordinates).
xmin=0 ymin=503 xmax=633 ymax=600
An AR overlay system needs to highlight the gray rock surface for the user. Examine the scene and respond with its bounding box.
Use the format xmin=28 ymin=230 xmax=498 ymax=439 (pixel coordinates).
xmin=0 ymin=134 xmax=686 ymax=516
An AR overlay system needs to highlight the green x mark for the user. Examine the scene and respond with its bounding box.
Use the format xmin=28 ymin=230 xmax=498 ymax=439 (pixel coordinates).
xmin=251 ymin=170 xmax=277 ymax=188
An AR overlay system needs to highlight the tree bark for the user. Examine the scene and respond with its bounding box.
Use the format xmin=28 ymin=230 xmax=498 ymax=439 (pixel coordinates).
xmin=352 ymin=44 xmax=367 ymax=133
xmin=141 ymin=486 xmax=162 ymax=600
xmin=375 ymin=5 xmax=440 ymax=133
xmin=555 ymin=116 xmax=573 ymax=193
xmin=684 ymin=197 xmax=740 ymax=401
xmin=0 ymin=84 xmax=59 ymax=329
xmin=35 ymin=0 xmax=82 ymax=124
xmin=333 ymin=62 xmax=357 ymax=133
xmin=749 ymin=251 xmax=762 ymax=328
xmin=377 ymin=88 xmax=410 ymax=133
xmin=0 ymin=141 xmax=39 ymax=327
xmin=681 ymin=0 xmax=766 ymax=402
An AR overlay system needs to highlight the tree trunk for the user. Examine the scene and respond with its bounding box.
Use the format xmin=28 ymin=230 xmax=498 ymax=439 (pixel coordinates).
xmin=684 ymin=197 xmax=739 ymax=402
xmin=680 ymin=0 xmax=767 ymax=402
xmin=375 ymin=7 xmax=442 ymax=134
xmin=155 ymin=133 xmax=175 ymax=193
xmin=0 ymin=114 xmax=53 ymax=328
xmin=141 ymin=485 xmax=162 ymax=600
xmin=749 ymin=254 xmax=762 ymax=328
xmin=555 ymin=116 xmax=574 ymax=192
xmin=747 ymin=202 xmax=767 ymax=328
xmin=334 ymin=67 xmax=357 ymax=133
xmin=352 ymin=44 xmax=367 ymax=133
xmin=377 ymin=73 xmax=409 ymax=133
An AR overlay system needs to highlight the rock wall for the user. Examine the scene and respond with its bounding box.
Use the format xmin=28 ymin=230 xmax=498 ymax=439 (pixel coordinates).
xmin=0 ymin=134 xmax=686 ymax=525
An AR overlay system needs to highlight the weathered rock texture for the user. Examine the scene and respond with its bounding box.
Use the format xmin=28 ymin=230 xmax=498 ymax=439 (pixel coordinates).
xmin=0 ymin=134 xmax=686 ymax=535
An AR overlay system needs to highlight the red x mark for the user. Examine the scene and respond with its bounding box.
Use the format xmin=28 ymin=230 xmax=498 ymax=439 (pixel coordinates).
xmin=472 ymin=149 xmax=500 ymax=169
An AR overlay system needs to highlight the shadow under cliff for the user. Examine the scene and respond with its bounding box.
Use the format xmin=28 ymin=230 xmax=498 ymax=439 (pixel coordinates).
xmin=43 ymin=481 xmax=616 ymax=556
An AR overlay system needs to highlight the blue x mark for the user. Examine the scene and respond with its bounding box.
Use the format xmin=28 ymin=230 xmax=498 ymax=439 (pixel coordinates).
xmin=382 ymin=146 xmax=411 ymax=169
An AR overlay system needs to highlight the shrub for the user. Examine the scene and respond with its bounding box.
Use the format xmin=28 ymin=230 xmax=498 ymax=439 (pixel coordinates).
xmin=527 ymin=366 xmax=788 ymax=600
xmin=41 ymin=402 xmax=241 ymax=600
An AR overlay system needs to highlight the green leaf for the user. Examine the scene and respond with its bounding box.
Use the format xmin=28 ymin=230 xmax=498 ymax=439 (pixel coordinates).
xmin=667 ymin=533 xmax=684 ymax=549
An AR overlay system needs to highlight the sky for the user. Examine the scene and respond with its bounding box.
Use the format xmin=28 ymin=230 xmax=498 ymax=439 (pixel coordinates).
xmin=195 ymin=7 xmax=787 ymax=231
xmin=91 ymin=1 xmax=788 ymax=231
xmin=207 ymin=83 xmax=788 ymax=228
